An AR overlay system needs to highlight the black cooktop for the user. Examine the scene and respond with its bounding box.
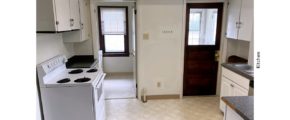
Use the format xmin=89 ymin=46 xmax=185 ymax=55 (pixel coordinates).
xmin=74 ymin=77 xmax=91 ymax=83
xmin=57 ymin=78 xmax=71 ymax=83
xmin=66 ymin=55 xmax=97 ymax=68
xmin=87 ymin=69 xmax=98 ymax=73
xmin=68 ymin=69 xmax=83 ymax=74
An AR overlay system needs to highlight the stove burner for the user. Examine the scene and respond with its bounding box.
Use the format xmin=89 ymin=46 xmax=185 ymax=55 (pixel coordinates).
xmin=74 ymin=77 xmax=91 ymax=83
xmin=87 ymin=69 xmax=98 ymax=73
xmin=69 ymin=69 xmax=83 ymax=74
xmin=57 ymin=78 xmax=71 ymax=83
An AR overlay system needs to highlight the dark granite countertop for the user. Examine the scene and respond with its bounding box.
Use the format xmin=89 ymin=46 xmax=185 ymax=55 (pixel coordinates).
xmin=221 ymin=63 xmax=254 ymax=81
xmin=222 ymin=96 xmax=254 ymax=120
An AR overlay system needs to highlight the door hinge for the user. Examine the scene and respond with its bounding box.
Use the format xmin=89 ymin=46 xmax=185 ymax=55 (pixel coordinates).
xmin=227 ymin=2 xmax=230 ymax=8
xmin=56 ymin=21 xmax=59 ymax=25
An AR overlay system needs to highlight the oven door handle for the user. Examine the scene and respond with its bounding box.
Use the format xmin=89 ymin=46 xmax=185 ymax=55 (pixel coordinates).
xmin=96 ymin=73 xmax=106 ymax=88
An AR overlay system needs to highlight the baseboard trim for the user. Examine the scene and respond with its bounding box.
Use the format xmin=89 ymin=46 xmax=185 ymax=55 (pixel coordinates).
xmin=106 ymin=72 xmax=133 ymax=76
xmin=142 ymin=94 xmax=180 ymax=100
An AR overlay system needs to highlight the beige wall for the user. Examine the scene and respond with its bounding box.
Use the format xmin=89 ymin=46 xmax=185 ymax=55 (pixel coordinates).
xmin=137 ymin=0 xmax=184 ymax=97
xmin=226 ymin=39 xmax=250 ymax=60
xmin=136 ymin=0 xmax=228 ymax=98
xmin=36 ymin=33 xmax=75 ymax=64
xmin=73 ymin=39 xmax=94 ymax=55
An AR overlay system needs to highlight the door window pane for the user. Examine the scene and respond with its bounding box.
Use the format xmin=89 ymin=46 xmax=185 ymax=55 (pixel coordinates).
xmin=188 ymin=9 xmax=218 ymax=45
xmin=188 ymin=12 xmax=201 ymax=45
xmin=104 ymin=35 xmax=125 ymax=52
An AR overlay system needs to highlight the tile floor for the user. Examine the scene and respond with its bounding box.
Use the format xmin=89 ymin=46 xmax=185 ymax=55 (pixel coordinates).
xmin=105 ymin=96 xmax=223 ymax=120
xmin=104 ymin=73 xmax=136 ymax=99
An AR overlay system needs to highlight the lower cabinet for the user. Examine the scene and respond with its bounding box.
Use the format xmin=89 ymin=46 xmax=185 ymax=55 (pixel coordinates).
xmin=220 ymin=67 xmax=249 ymax=112
xmin=224 ymin=105 xmax=244 ymax=120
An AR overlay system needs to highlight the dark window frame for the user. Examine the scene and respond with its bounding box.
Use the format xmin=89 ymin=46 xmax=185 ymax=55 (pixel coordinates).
xmin=98 ymin=6 xmax=130 ymax=57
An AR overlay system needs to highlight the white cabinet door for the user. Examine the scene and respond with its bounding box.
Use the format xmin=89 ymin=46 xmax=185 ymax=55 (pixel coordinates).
xmin=238 ymin=0 xmax=253 ymax=41
xmin=54 ymin=0 xmax=71 ymax=31
xmin=233 ymin=83 xmax=248 ymax=96
xmin=226 ymin=0 xmax=241 ymax=39
xmin=79 ymin=0 xmax=91 ymax=41
xmin=225 ymin=106 xmax=244 ymax=120
xmin=69 ymin=0 xmax=81 ymax=30
xmin=220 ymin=77 xmax=233 ymax=112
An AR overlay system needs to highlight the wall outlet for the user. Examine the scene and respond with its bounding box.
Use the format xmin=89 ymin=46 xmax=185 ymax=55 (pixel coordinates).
xmin=143 ymin=33 xmax=149 ymax=40
xmin=157 ymin=82 xmax=161 ymax=88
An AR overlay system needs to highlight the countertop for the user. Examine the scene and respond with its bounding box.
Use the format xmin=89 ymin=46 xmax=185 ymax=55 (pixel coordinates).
xmin=222 ymin=96 xmax=254 ymax=120
xmin=221 ymin=63 xmax=254 ymax=88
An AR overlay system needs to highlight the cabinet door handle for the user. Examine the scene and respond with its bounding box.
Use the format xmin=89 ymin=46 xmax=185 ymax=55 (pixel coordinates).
xmin=81 ymin=23 xmax=84 ymax=29
xmin=236 ymin=22 xmax=240 ymax=29
xmin=230 ymin=84 xmax=234 ymax=87
xmin=70 ymin=19 xmax=74 ymax=27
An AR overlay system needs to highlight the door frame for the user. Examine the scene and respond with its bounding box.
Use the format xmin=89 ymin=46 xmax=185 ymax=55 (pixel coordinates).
xmin=180 ymin=2 xmax=225 ymax=97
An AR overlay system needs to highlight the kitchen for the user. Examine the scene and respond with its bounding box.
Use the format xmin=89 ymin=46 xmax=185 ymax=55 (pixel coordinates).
xmin=36 ymin=0 xmax=252 ymax=120
xmin=2 ymin=0 xmax=290 ymax=120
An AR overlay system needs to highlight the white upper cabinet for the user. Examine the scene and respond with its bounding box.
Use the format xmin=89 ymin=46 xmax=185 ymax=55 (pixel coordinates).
xmin=54 ymin=0 xmax=71 ymax=31
xmin=69 ymin=0 xmax=81 ymax=30
xmin=238 ymin=0 xmax=253 ymax=41
xmin=37 ymin=0 xmax=81 ymax=32
xmin=63 ymin=0 xmax=92 ymax=42
xmin=226 ymin=0 xmax=253 ymax=41
xmin=79 ymin=0 xmax=92 ymax=41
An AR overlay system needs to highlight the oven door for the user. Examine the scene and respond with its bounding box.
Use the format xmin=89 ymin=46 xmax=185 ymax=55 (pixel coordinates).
xmin=94 ymin=73 xmax=105 ymax=102
xmin=93 ymin=73 xmax=106 ymax=120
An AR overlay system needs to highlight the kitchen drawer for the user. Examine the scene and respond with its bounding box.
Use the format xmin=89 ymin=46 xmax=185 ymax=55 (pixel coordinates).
xmin=222 ymin=67 xmax=250 ymax=90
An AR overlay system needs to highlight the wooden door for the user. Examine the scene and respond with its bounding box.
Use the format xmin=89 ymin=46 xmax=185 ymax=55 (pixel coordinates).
xmin=183 ymin=3 xmax=223 ymax=96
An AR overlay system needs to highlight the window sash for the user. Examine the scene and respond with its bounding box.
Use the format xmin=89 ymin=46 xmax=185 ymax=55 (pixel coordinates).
xmin=100 ymin=8 xmax=126 ymax=35
xmin=104 ymin=35 xmax=125 ymax=52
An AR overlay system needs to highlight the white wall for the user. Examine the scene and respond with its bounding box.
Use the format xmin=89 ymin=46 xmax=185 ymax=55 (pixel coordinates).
xmin=137 ymin=0 xmax=184 ymax=97
xmin=73 ymin=39 xmax=94 ymax=55
xmin=248 ymin=34 xmax=254 ymax=66
xmin=226 ymin=39 xmax=250 ymax=60
xmin=103 ymin=57 xmax=133 ymax=72
xmin=37 ymin=33 xmax=75 ymax=64
xmin=95 ymin=2 xmax=135 ymax=73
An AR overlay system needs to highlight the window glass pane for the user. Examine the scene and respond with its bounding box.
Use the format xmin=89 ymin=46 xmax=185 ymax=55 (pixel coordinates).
xmin=104 ymin=35 xmax=125 ymax=52
xmin=101 ymin=8 xmax=126 ymax=35
xmin=188 ymin=12 xmax=201 ymax=45
xmin=188 ymin=9 xmax=218 ymax=45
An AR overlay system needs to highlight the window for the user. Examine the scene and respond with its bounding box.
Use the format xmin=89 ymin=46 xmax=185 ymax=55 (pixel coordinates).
xmin=98 ymin=7 xmax=129 ymax=57
xmin=188 ymin=9 xmax=218 ymax=45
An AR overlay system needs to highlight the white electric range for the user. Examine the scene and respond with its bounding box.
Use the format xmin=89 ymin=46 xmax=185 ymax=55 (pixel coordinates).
xmin=37 ymin=54 xmax=106 ymax=120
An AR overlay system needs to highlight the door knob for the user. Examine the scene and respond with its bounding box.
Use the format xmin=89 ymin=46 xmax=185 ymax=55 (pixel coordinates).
xmin=215 ymin=50 xmax=220 ymax=62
